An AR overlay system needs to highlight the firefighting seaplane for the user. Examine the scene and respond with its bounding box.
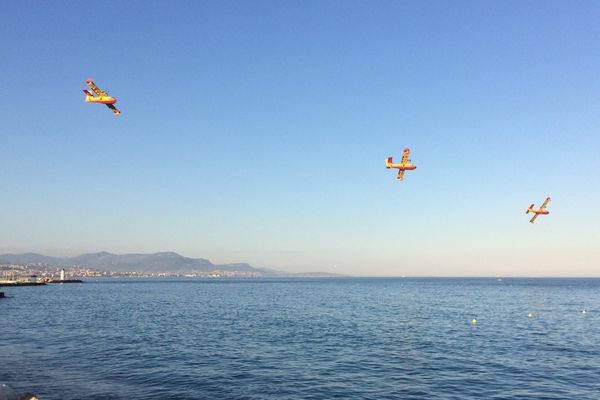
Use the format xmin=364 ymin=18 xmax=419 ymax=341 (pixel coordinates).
xmin=526 ymin=197 xmax=551 ymax=223
xmin=386 ymin=148 xmax=417 ymax=181
xmin=82 ymin=79 xmax=120 ymax=115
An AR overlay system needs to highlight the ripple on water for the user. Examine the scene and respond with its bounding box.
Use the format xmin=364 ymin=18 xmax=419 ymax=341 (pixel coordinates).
xmin=1 ymin=278 xmax=599 ymax=399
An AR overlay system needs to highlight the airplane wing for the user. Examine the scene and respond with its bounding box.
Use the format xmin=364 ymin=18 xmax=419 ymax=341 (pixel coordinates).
xmin=540 ymin=197 xmax=551 ymax=210
xmin=396 ymin=170 xmax=405 ymax=181
xmin=105 ymin=104 xmax=121 ymax=116
xmin=87 ymin=80 xmax=105 ymax=97
xmin=401 ymin=150 xmax=410 ymax=165
xmin=529 ymin=214 xmax=539 ymax=224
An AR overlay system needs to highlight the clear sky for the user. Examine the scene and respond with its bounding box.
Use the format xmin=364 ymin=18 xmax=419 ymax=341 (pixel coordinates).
xmin=1 ymin=1 xmax=599 ymax=276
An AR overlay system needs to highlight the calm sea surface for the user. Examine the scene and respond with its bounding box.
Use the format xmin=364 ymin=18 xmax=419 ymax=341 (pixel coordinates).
xmin=1 ymin=278 xmax=599 ymax=399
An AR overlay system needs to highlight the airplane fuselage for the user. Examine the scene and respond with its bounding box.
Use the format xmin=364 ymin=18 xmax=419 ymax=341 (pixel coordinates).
xmin=85 ymin=95 xmax=116 ymax=105
xmin=528 ymin=209 xmax=549 ymax=215
xmin=386 ymin=163 xmax=416 ymax=171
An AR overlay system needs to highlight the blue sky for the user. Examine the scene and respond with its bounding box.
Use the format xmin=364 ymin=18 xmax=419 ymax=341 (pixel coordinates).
xmin=1 ymin=1 xmax=599 ymax=276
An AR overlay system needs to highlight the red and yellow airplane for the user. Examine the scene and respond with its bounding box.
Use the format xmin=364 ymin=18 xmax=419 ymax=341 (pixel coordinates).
xmin=526 ymin=197 xmax=551 ymax=223
xmin=386 ymin=148 xmax=417 ymax=181
xmin=83 ymin=79 xmax=120 ymax=115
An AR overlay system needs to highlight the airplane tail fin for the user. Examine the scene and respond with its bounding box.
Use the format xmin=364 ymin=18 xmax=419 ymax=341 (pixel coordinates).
xmin=83 ymin=89 xmax=93 ymax=101
xmin=526 ymin=204 xmax=534 ymax=214
xmin=386 ymin=157 xmax=393 ymax=168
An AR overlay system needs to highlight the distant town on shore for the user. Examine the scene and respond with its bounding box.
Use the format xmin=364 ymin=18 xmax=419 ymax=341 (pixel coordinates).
xmin=0 ymin=251 xmax=340 ymax=281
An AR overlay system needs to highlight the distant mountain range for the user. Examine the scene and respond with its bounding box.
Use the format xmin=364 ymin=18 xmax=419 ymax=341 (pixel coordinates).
xmin=0 ymin=251 xmax=345 ymax=277
xmin=0 ymin=251 xmax=262 ymax=275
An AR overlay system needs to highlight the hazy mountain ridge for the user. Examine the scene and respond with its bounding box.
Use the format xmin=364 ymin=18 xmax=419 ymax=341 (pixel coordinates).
xmin=0 ymin=252 xmax=64 ymax=265
xmin=0 ymin=251 xmax=258 ymax=274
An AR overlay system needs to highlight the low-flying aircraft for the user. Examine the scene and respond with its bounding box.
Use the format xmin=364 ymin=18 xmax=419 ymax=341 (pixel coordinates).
xmin=83 ymin=79 xmax=120 ymax=115
xmin=386 ymin=148 xmax=417 ymax=181
xmin=526 ymin=197 xmax=551 ymax=223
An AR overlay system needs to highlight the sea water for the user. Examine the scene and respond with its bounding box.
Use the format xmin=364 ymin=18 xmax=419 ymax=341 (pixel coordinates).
xmin=1 ymin=278 xmax=599 ymax=399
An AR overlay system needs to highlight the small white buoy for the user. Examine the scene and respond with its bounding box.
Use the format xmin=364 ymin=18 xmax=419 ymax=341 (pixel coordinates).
xmin=582 ymin=309 xmax=587 ymax=315
xmin=471 ymin=318 xmax=477 ymax=325
xmin=527 ymin=312 xmax=533 ymax=318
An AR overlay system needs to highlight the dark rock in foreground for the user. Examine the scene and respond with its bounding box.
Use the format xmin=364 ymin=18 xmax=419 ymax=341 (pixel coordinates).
xmin=0 ymin=384 xmax=37 ymax=400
